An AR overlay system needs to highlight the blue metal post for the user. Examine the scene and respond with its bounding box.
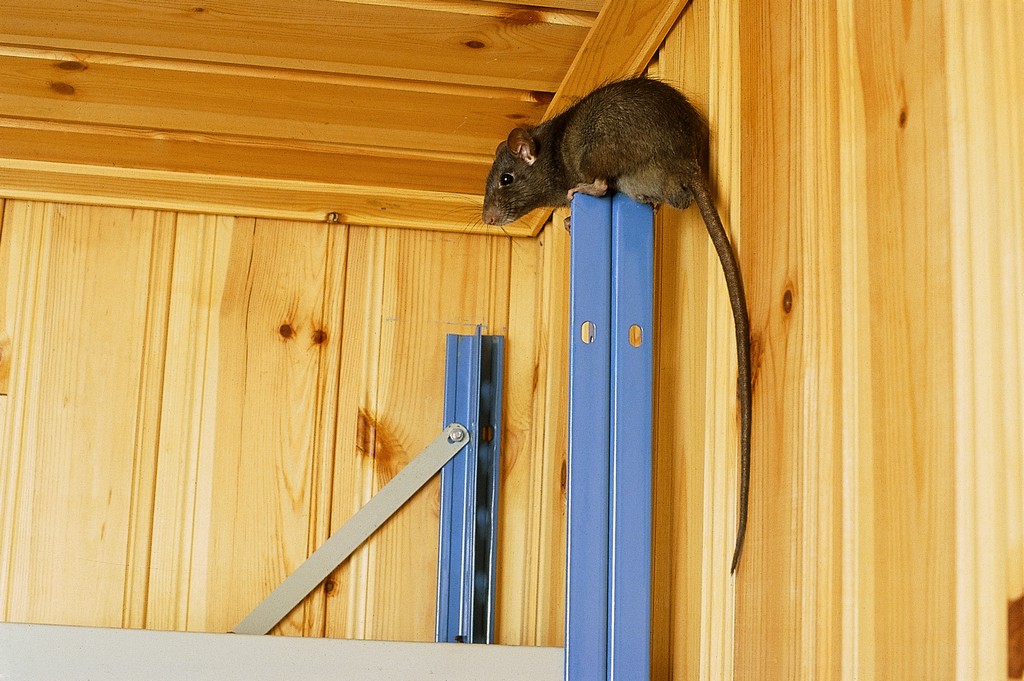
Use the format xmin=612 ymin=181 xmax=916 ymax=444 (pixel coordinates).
xmin=565 ymin=194 xmax=654 ymax=680
xmin=566 ymin=194 xmax=613 ymax=680
xmin=437 ymin=328 xmax=504 ymax=644
xmin=607 ymin=195 xmax=654 ymax=678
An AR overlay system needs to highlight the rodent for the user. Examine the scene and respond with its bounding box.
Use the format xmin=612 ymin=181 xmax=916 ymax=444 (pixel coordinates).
xmin=482 ymin=76 xmax=752 ymax=574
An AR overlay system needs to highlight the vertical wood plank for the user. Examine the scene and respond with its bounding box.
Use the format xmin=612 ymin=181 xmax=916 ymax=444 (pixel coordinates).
xmin=944 ymin=2 xmax=1024 ymax=677
xmin=835 ymin=1 xmax=878 ymax=677
xmin=498 ymin=217 xmax=569 ymax=646
xmin=0 ymin=198 xmax=9 ymax=397
xmin=122 ymin=209 xmax=177 ymax=629
xmin=323 ymin=224 xmax=385 ymax=641
xmin=143 ymin=213 xmax=234 ymax=632
xmin=307 ymin=222 xmax=351 ymax=637
xmin=845 ymin=2 xmax=958 ymax=678
xmin=736 ymin=1 xmax=844 ymax=678
xmin=0 ymin=200 xmax=47 ymax=620
xmin=0 ymin=198 xmax=7 ymax=495
xmin=649 ymin=6 xmax=716 ymax=681
xmin=1000 ymin=4 xmax=1024 ymax=678
xmin=705 ymin=1 xmax=745 ymax=677
xmin=0 ymin=202 xmax=165 ymax=627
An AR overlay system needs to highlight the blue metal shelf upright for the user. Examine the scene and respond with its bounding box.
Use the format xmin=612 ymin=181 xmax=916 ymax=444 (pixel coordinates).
xmin=565 ymin=194 xmax=655 ymax=680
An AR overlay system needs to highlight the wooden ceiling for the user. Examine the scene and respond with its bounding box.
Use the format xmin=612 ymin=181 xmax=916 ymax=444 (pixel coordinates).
xmin=0 ymin=0 xmax=687 ymax=236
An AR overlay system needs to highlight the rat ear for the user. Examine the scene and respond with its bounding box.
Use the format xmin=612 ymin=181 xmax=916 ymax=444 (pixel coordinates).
xmin=507 ymin=128 xmax=537 ymax=165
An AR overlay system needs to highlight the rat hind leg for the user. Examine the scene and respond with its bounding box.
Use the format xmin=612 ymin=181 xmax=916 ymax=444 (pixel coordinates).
xmin=663 ymin=185 xmax=695 ymax=210
xmin=619 ymin=167 xmax=690 ymax=207
xmin=628 ymin=161 xmax=704 ymax=209
xmin=665 ymin=161 xmax=707 ymax=209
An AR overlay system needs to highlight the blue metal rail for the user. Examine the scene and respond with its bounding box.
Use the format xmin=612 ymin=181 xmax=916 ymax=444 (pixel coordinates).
xmin=566 ymin=195 xmax=614 ymax=679
xmin=566 ymin=194 xmax=654 ymax=680
xmin=437 ymin=329 xmax=505 ymax=644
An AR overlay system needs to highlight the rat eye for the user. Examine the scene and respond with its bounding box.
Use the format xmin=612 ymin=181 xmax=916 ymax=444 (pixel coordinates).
xmin=499 ymin=173 xmax=514 ymax=187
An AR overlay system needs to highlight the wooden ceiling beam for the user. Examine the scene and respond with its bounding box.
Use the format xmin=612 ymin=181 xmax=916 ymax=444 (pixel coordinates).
xmin=547 ymin=0 xmax=692 ymax=116
xmin=0 ymin=157 xmax=531 ymax=236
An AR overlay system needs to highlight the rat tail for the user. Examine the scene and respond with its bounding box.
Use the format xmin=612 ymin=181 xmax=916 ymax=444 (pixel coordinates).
xmin=690 ymin=177 xmax=752 ymax=576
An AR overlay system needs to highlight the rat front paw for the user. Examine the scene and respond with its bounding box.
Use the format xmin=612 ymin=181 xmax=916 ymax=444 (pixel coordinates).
xmin=568 ymin=178 xmax=609 ymax=199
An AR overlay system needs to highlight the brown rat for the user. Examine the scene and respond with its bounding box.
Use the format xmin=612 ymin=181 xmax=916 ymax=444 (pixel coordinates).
xmin=482 ymin=77 xmax=752 ymax=574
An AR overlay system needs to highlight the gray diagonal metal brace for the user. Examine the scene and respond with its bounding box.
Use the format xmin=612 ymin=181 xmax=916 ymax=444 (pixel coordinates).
xmin=233 ymin=423 xmax=472 ymax=636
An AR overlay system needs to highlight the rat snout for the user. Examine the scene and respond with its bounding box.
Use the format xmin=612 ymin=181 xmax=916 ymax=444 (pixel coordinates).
xmin=482 ymin=205 xmax=503 ymax=226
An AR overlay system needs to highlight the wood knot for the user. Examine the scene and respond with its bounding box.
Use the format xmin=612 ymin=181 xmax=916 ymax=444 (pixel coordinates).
xmin=48 ymin=81 xmax=76 ymax=96
xmin=559 ymin=457 xmax=567 ymax=498
xmin=462 ymin=39 xmax=486 ymax=49
xmin=1010 ymin=593 xmax=1023 ymax=678
xmin=501 ymin=9 xmax=542 ymax=25
xmin=898 ymin=106 xmax=908 ymax=129
xmin=279 ymin=323 xmax=295 ymax=339
xmin=355 ymin=408 xmax=405 ymax=480
xmin=55 ymin=61 xmax=87 ymax=71
xmin=311 ymin=328 xmax=327 ymax=345
xmin=782 ymin=288 xmax=794 ymax=314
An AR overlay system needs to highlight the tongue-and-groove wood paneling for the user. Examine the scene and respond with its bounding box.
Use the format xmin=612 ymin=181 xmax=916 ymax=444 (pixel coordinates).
xmin=1 ymin=1 xmax=1022 ymax=678
xmin=0 ymin=199 xmax=569 ymax=643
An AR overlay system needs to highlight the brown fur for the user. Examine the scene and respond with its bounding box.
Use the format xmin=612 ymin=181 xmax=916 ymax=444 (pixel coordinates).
xmin=483 ymin=77 xmax=753 ymax=573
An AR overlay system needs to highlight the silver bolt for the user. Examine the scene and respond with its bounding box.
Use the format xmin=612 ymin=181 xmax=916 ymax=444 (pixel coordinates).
xmin=449 ymin=427 xmax=466 ymax=442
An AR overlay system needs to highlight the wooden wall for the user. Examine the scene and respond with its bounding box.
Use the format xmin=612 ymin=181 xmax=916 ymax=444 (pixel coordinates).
xmin=1 ymin=1 xmax=1022 ymax=679
xmin=0 ymin=201 xmax=568 ymax=644
xmin=647 ymin=1 xmax=1024 ymax=679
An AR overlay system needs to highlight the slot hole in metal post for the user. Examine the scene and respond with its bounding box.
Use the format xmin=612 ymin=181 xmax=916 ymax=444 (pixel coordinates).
xmin=581 ymin=321 xmax=596 ymax=344
xmin=628 ymin=324 xmax=643 ymax=347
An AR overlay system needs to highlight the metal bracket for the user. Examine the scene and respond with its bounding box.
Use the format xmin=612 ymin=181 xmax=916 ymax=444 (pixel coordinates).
xmin=233 ymin=423 xmax=472 ymax=636
xmin=436 ymin=329 xmax=504 ymax=644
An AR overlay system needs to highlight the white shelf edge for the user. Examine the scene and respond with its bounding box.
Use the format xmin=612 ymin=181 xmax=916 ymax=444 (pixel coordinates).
xmin=0 ymin=622 xmax=563 ymax=681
